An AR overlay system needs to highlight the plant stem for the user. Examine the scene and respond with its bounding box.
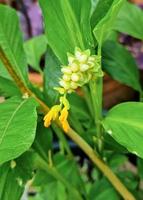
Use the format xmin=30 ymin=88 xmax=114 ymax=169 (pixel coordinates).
xmin=82 ymin=86 xmax=94 ymax=118
xmin=0 ymin=48 xmax=136 ymax=200
xmin=0 ymin=47 xmax=49 ymax=113
xmin=89 ymin=79 xmax=103 ymax=153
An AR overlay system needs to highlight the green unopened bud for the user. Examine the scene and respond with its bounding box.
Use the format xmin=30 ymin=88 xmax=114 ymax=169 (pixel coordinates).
xmin=63 ymin=74 xmax=71 ymax=81
xmin=70 ymin=81 xmax=78 ymax=89
xmin=75 ymin=50 xmax=82 ymax=59
xmin=71 ymin=73 xmax=79 ymax=82
xmin=71 ymin=63 xmax=79 ymax=72
xmin=54 ymin=87 xmax=65 ymax=94
xmin=59 ymin=80 xmax=70 ymax=90
xmin=68 ymin=55 xmax=75 ymax=64
xmin=67 ymin=89 xmax=73 ymax=93
xmin=80 ymin=64 xmax=89 ymax=72
xmin=88 ymin=61 xmax=95 ymax=68
xmin=78 ymin=54 xmax=88 ymax=63
xmin=61 ymin=67 xmax=72 ymax=74
xmin=88 ymin=56 xmax=96 ymax=62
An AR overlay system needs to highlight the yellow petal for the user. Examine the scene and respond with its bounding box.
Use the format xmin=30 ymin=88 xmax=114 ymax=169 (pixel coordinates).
xmin=59 ymin=106 xmax=70 ymax=132
xmin=44 ymin=112 xmax=52 ymax=127
xmin=43 ymin=105 xmax=61 ymax=128
xmin=44 ymin=111 xmax=52 ymax=121
xmin=62 ymin=120 xmax=70 ymax=133
xmin=44 ymin=119 xmax=51 ymax=127
xmin=59 ymin=107 xmax=68 ymax=122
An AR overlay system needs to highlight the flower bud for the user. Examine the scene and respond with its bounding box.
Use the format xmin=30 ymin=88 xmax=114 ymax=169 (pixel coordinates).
xmin=75 ymin=50 xmax=82 ymax=59
xmin=71 ymin=63 xmax=79 ymax=72
xmin=88 ymin=61 xmax=95 ymax=68
xmin=71 ymin=73 xmax=79 ymax=82
xmin=67 ymin=89 xmax=73 ymax=93
xmin=68 ymin=55 xmax=75 ymax=64
xmin=70 ymin=81 xmax=78 ymax=89
xmin=88 ymin=56 xmax=96 ymax=62
xmin=59 ymin=80 xmax=70 ymax=90
xmin=64 ymin=83 xmax=71 ymax=90
xmin=61 ymin=67 xmax=72 ymax=74
xmin=63 ymin=74 xmax=71 ymax=81
xmin=77 ymin=54 xmax=88 ymax=63
xmin=80 ymin=64 xmax=89 ymax=72
xmin=75 ymin=49 xmax=87 ymax=62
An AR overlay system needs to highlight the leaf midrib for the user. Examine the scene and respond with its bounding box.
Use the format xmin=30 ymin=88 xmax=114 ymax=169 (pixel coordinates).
xmin=0 ymin=99 xmax=28 ymax=145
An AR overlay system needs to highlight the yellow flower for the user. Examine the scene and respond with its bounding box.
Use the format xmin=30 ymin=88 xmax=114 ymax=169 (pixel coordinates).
xmin=44 ymin=105 xmax=61 ymax=127
xmin=60 ymin=96 xmax=70 ymax=109
xmin=59 ymin=107 xmax=68 ymax=122
xmin=44 ymin=95 xmax=70 ymax=132
xmin=59 ymin=107 xmax=70 ymax=132
xmin=62 ymin=120 xmax=70 ymax=133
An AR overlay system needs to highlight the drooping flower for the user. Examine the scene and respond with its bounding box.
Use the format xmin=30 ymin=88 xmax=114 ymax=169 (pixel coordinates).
xmin=59 ymin=106 xmax=70 ymax=132
xmin=44 ymin=96 xmax=70 ymax=132
xmin=44 ymin=105 xmax=61 ymax=127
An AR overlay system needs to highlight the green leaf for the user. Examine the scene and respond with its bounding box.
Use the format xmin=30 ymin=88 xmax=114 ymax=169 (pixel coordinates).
xmin=0 ymin=162 xmax=24 ymax=200
xmin=33 ymin=180 xmax=68 ymax=200
xmin=39 ymin=0 xmax=93 ymax=64
xmin=103 ymin=102 xmax=143 ymax=158
xmin=104 ymin=134 xmax=127 ymax=153
xmin=0 ymin=5 xmax=28 ymax=84
xmin=24 ymin=35 xmax=47 ymax=72
xmin=0 ymin=60 xmax=11 ymax=80
xmin=102 ymin=40 xmax=141 ymax=92
xmin=88 ymin=178 xmax=120 ymax=200
xmin=114 ymin=1 xmax=143 ymax=40
xmin=118 ymin=171 xmax=138 ymax=191
xmin=108 ymin=153 xmax=127 ymax=172
xmin=29 ymin=194 xmax=44 ymax=200
xmin=39 ymin=181 xmax=67 ymax=200
xmin=33 ymin=169 xmax=55 ymax=187
xmin=54 ymin=154 xmax=84 ymax=192
xmin=137 ymin=158 xmax=143 ymax=180
xmin=0 ymin=97 xmax=37 ymax=164
xmin=0 ymin=151 xmax=37 ymax=200
xmin=32 ymin=121 xmax=53 ymax=162
xmin=33 ymin=153 xmax=85 ymax=199
xmin=91 ymin=0 xmax=114 ymax=29
xmin=93 ymin=0 xmax=124 ymax=45
xmin=0 ymin=76 xmax=20 ymax=97
xmin=69 ymin=93 xmax=90 ymax=121
xmin=44 ymin=49 xmax=61 ymax=106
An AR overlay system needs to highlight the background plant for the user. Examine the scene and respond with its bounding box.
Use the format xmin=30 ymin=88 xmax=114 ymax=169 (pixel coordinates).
xmin=0 ymin=0 xmax=143 ymax=200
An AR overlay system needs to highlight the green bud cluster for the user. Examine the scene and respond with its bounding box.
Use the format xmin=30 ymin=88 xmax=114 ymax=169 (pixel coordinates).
xmin=56 ymin=47 xmax=103 ymax=94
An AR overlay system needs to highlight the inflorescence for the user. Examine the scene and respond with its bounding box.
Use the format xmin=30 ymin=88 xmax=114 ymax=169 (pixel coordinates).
xmin=55 ymin=47 xmax=103 ymax=94
xmin=44 ymin=47 xmax=103 ymax=132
